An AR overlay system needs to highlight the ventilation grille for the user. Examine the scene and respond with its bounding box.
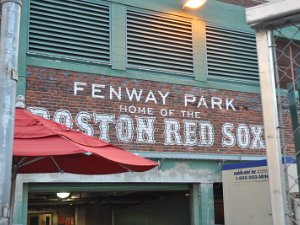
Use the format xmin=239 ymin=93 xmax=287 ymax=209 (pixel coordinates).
xmin=29 ymin=0 xmax=110 ymax=64
xmin=206 ymin=25 xmax=259 ymax=84
xmin=127 ymin=9 xmax=193 ymax=76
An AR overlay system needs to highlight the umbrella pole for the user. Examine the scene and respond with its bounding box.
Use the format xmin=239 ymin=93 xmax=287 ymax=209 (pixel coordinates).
xmin=9 ymin=167 xmax=17 ymax=225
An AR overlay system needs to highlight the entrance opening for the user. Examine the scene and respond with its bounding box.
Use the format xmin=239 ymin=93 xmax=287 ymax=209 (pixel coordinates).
xmin=214 ymin=182 xmax=224 ymax=225
xmin=28 ymin=190 xmax=190 ymax=225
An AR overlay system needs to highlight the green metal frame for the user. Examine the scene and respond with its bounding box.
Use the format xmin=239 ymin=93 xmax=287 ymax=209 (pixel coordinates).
xmin=26 ymin=182 xmax=216 ymax=225
xmin=17 ymin=0 xmax=261 ymax=95
xmin=28 ymin=183 xmax=190 ymax=193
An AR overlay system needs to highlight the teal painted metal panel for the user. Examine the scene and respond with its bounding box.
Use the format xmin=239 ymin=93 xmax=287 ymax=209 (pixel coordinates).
xmin=126 ymin=8 xmax=194 ymax=76
xmin=21 ymin=0 xmax=263 ymax=93
xmin=193 ymin=19 xmax=207 ymax=81
xmin=190 ymin=184 xmax=201 ymax=225
xmin=200 ymin=183 xmax=215 ymax=225
xmin=206 ymin=24 xmax=259 ymax=85
xmin=111 ymin=3 xmax=126 ymax=70
xmin=17 ymin=0 xmax=29 ymax=96
xmin=29 ymin=0 xmax=110 ymax=63
xmin=14 ymin=184 xmax=28 ymax=225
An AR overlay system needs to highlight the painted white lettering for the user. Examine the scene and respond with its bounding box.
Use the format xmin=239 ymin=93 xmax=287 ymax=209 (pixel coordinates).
xmin=195 ymin=112 xmax=200 ymax=118
xmin=197 ymin=96 xmax=208 ymax=108
xmin=250 ymin=126 xmax=265 ymax=149
xmin=92 ymin=84 xmax=105 ymax=99
xmin=211 ymin=97 xmax=223 ymax=110
xmin=147 ymin=108 xmax=154 ymax=115
xmin=119 ymin=105 xmax=153 ymax=115
xmin=164 ymin=118 xmax=182 ymax=145
xmin=53 ymin=109 xmax=73 ymax=128
xmin=222 ymin=123 xmax=236 ymax=147
xmin=109 ymin=86 xmax=122 ymax=100
xmin=93 ymin=113 xmax=115 ymax=142
xmin=237 ymin=124 xmax=250 ymax=148
xmin=76 ymin=112 xmax=94 ymax=136
xmin=74 ymin=81 xmax=87 ymax=95
xmin=119 ymin=105 xmax=128 ymax=113
xmin=160 ymin=109 xmax=168 ymax=117
xmin=27 ymin=107 xmax=50 ymax=119
xmin=138 ymin=107 xmax=146 ymax=114
xmin=158 ymin=91 xmax=170 ymax=105
xmin=199 ymin=121 xmax=214 ymax=146
xmin=181 ymin=110 xmax=201 ymax=118
xmin=145 ymin=91 xmax=157 ymax=104
xmin=128 ymin=105 xmax=137 ymax=114
xmin=184 ymin=120 xmax=197 ymax=146
xmin=184 ymin=94 xmax=196 ymax=107
xmin=226 ymin=98 xmax=236 ymax=111
xmin=136 ymin=116 xmax=156 ymax=144
xmin=116 ymin=115 xmax=133 ymax=142
xmin=126 ymin=88 xmax=143 ymax=102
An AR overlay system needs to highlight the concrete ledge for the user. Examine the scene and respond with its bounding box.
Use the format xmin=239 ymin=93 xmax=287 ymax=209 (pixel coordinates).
xmin=246 ymin=0 xmax=300 ymax=28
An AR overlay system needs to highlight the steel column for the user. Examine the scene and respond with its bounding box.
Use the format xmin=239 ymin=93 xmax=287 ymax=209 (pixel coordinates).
xmin=255 ymin=29 xmax=287 ymax=225
xmin=0 ymin=1 xmax=22 ymax=225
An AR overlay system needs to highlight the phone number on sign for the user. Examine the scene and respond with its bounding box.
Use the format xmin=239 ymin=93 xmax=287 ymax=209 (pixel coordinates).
xmin=235 ymin=174 xmax=268 ymax=181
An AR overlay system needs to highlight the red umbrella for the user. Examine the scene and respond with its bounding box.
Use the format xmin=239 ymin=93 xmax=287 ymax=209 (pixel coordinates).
xmin=13 ymin=108 xmax=157 ymax=174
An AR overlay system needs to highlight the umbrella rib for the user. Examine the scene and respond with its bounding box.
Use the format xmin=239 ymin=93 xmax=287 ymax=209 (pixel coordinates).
xmin=50 ymin=156 xmax=64 ymax=173
xmin=17 ymin=156 xmax=46 ymax=167
xmin=118 ymin=163 xmax=133 ymax=172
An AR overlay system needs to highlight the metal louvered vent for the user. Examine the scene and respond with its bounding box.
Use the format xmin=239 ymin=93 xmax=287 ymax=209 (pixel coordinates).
xmin=206 ymin=25 xmax=259 ymax=85
xmin=127 ymin=9 xmax=193 ymax=76
xmin=29 ymin=0 xmax=110 ymax=64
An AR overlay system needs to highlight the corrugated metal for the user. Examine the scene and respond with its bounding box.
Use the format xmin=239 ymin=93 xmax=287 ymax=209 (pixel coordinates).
xmin=206 ymin=24 xmax=259 ymax=84
xmin=127 ymin=9 xmax=193 ymax=76
xmin=29 ymin=0 xmax=110 ymax=64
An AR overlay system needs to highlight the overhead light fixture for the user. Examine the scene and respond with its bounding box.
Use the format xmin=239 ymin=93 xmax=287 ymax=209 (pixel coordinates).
xmin=57 ymin=192 xmax=70 ymax=199
xmin=183 ymin=0 xmax=207 ymax=9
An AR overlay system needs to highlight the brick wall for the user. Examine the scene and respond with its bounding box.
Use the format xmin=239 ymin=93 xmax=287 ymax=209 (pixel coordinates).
xmin=25 ymin=66 xmax=293 ymax=155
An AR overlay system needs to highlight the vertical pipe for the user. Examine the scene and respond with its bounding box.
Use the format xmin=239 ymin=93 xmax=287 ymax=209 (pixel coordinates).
xmin=0 ymin=1 xmax=22 ymax=225
xmin=255 ymin=29 xmax=287 ymax=225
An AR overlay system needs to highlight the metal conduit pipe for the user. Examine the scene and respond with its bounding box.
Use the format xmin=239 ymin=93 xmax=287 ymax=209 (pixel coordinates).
xmin=0 ymin=1 xmax=22 ymax=225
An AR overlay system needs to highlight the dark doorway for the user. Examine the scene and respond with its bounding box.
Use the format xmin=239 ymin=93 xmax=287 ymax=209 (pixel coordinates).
xmin=28 ymin=190 xmax=190 ymax=225
xmin=214 ymin=182 xmax=224 ymax=225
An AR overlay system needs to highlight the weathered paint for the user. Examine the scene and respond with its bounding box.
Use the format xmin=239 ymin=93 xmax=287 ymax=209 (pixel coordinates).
xmin=111 ymin=2 xmax=126 ymax=71
xmin=190 ymin=184 xmax=201 ymax=225
xmin=200 ymin=183 xmax=215 ymax=225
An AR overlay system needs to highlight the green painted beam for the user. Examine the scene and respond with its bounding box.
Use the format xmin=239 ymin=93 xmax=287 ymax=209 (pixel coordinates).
xmin=26 ymin=56 xmax=261 ymax=93
xmin=190 ymin=184 xmax=201 ymax=225
xmin=17 ymin=0 xmax=28 ymax=96
xmin=111 ymin=2 xmax=126 ymax=70
xmin=13 ymin=184 xmax=28 ymax=225
xmin=28 ymin=183 xmax=190 ymax=193
xmin=193 ymin=19 xmax=207 ymax=82
xmin=200 ymin=183 xmax=215 ymax=225
xmin=22 ymin=184 xmax=29 ymax=225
